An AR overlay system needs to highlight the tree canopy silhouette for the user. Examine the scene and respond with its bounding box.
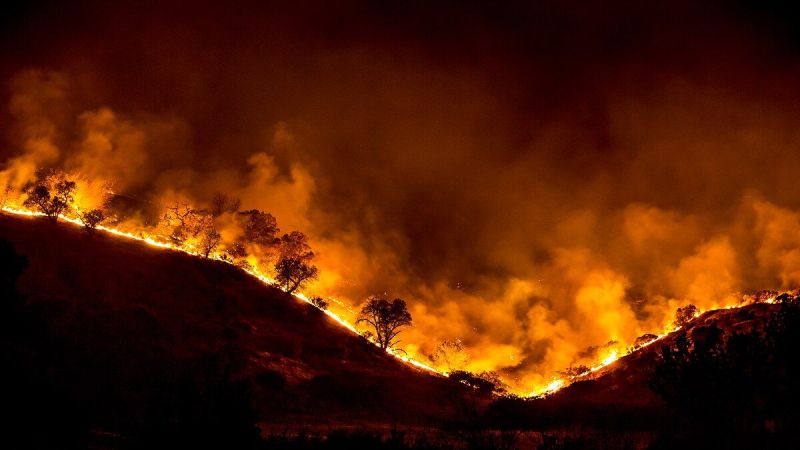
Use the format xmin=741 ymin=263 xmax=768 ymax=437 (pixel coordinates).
xmin=674 ymin=304 xmax=698 ymax=328
xmin=22 ymin=171 xmax=77 ymax=222
xmin=210 ymin=192 xmax=241 ymax=217
xmin=273 ymin=230 xmax=317 ymax=293
xmin=199 ymin=226 xmax=222 ymax=257
xmin=78 ymin=209 xmax=105 ymax=234
xmin=161 ymin=200 xmax=212 ymax=246
xmin=237 ymin=209 xmax=278 ymax=246
xmin=357 ymin=297 xmax=412 ymax=350
xmin=274 ymin=256 xmax=318 ymax=293
xmin=277 ymin=231 xmax=314 ymax=261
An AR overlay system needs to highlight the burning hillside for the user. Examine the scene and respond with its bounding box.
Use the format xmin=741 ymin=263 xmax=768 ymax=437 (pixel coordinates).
xmin=3 ymin=209 xmax=800 ymax=448
xmin=6 ymin=1 xmax=800 ymax=396
xmin=1 ymin=169 xmax=783 ymax=399
xmin=0 ymin=212 xmax=468 ymax=435
xmin=0 ymin=180 xmax=792 ymax=404
xmin=0 ymin=173 xmax=440 ymax=375
xmin=479 ymin=296 xmax=800 ymax=448
xmin=5 ymin=4 xmax=800 ymax=447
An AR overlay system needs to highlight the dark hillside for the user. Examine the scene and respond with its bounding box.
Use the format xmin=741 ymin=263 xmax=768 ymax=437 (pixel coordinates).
xmin=0 ymin=213 xmax=471 ymax=447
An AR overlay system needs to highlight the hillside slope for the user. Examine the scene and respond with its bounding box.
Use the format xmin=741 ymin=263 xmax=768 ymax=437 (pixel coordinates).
xmin=546 ymin=302 xmax=781 ymax=408
xmin=483 ymin=298 xmax=800 ymax=447
xmin=0 ymin=213 xmax=467 ymax=437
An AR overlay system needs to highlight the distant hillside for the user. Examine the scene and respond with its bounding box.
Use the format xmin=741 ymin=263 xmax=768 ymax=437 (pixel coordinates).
xmin=0 ymin=213 xmax=477 ymax=447
xmin=483 ymin=297 xmax=800 ymax=448
xmin=548 ymin=302 xmax=782 ymax=408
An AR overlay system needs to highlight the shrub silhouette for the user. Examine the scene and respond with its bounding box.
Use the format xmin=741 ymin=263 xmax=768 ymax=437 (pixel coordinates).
xmin=78 ymin=209 xmax=105 ymax=234
xmin=310 ymin=296 xmax=329 ymax=310
xmin=22 ymin=171 xmax=77 ymax=222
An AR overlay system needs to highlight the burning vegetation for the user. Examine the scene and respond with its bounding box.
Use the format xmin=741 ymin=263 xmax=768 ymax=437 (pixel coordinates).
xmin=0 ymin=166 xmax=441 ymax=375
xmin=1 ymin=165 xmax=794 ymax=399
xmin=5 ymin=2 xmax=800 ymax=447
xmin=7 ymin=168 xmax=323 ymax=299
xmin=6 ymin=1 xmax=800 ymax=402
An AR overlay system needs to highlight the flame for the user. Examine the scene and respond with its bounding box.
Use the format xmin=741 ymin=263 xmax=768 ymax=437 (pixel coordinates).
xmin=600 ymin=349 xmax=619 ymax=367
xmin=530 ymin=378 xmax=565 ymax=397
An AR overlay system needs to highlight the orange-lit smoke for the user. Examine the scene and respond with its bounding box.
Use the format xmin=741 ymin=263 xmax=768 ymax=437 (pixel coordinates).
xmin=5 ymin=2 xmax=800 ymax=394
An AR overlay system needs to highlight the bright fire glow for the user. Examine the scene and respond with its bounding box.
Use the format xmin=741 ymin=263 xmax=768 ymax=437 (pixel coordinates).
xmin=530 ymin=378 xmax=565 ymax=397
xmin=600 ymin=350 xmax=619 ymax=367
xmin=2 ymin=203 xmax=786 ymax=398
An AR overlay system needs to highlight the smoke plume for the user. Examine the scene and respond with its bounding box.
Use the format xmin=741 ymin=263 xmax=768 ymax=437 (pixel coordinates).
xmin=4 ymin=1 xmax=800 ymax=392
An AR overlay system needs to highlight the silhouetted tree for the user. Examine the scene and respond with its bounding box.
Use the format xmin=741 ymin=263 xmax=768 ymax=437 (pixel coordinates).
xmin=199 ymin=226 xmax=222 ymax=257
xmin=356 ymin=297 xmax=412 ymax=350
xmin=78 ymin=209 xmax=105 ymax=234
xmin=449 ymin=370 xmax=506 ymax=396
xmin=238 ymin=209 xmax=279 ymax=246
xmin=210 ymin=192 xmax=241 ymax=217
xmin=162 ymin=200 xmax=212 ymax=246
xmin=648 ymin=304 xmax=800 ymax=448
xmin=22 ymin=172 xmax=77 ymax=222
xmin=274 ymin=256 xmax=318 ymax=293
xmin=224 ymin=241 xmax=248 ymax=260
xmin=310 ymin=296 xmax=328 ymax=310
xmin=277 ymin=230 xmax=314 ymax=261
xmin=674 ymin=304 xmax=698 ymax=328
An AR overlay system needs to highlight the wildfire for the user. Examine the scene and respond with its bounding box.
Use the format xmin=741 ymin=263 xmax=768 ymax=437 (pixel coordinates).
xmin=1 ymin=200 xmax=790 ymax=398
xmin=0 ymin=204 xmax=441 ymax=374
xmin=526 ymin=290 xmax=792 ymax=398
xmin=531 ymin=378 xmax=565 ymax=397
xmin=600 ymin=350 xmax=619 ymax=367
